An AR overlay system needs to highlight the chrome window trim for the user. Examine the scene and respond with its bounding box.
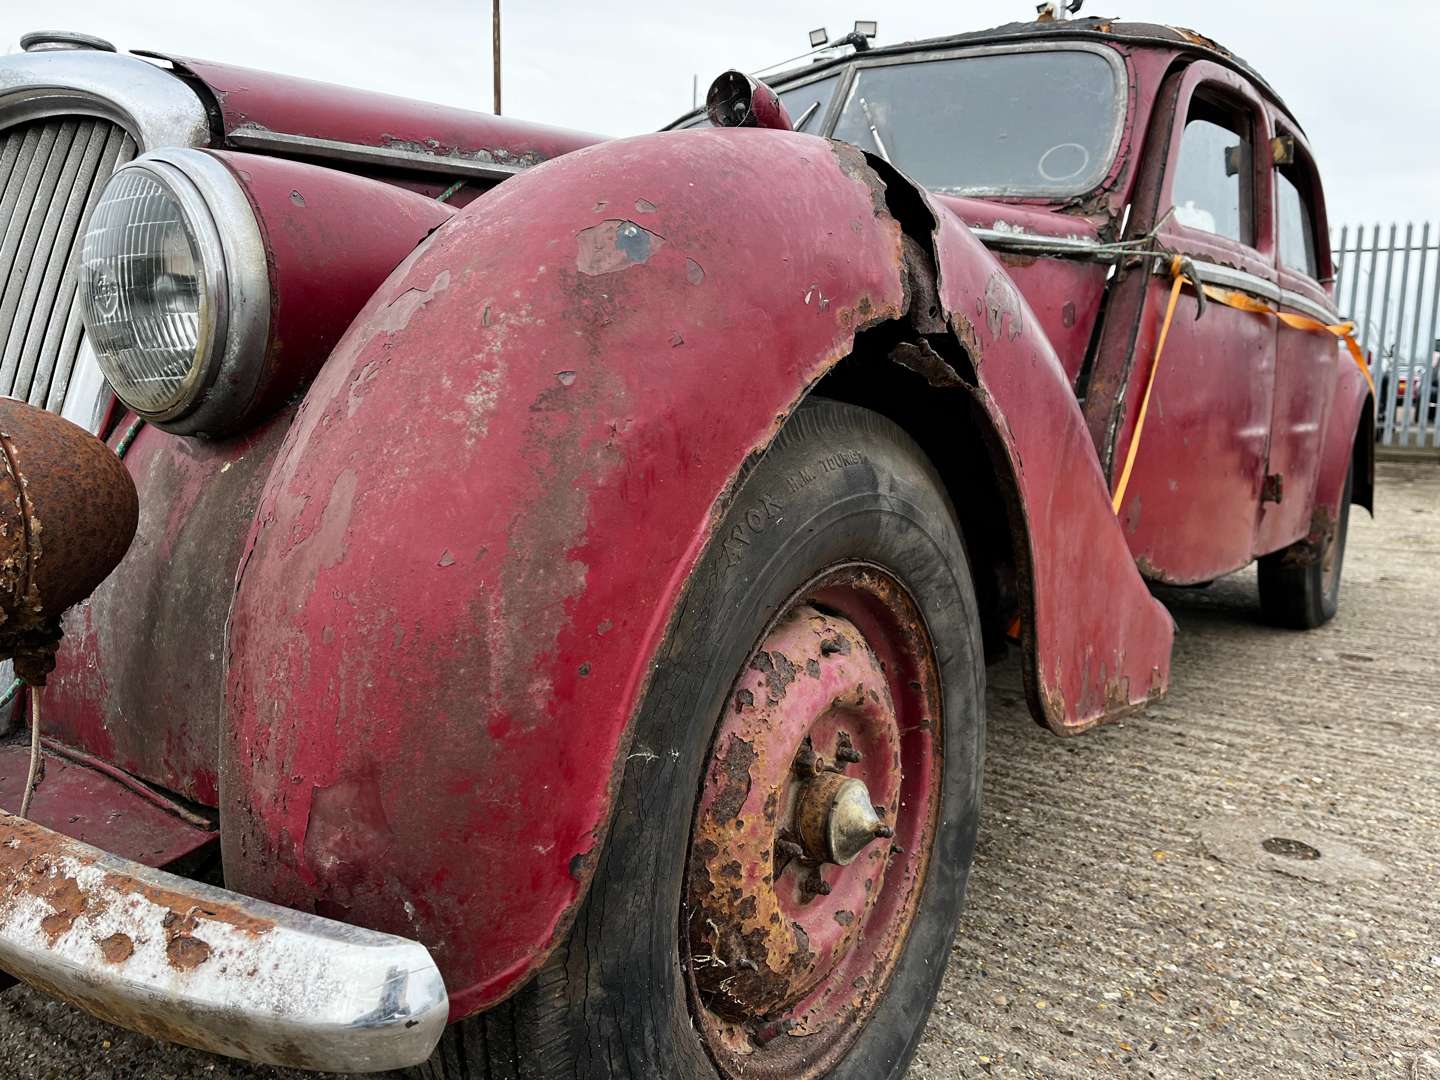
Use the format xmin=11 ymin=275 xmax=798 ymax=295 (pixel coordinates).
xmin=226 ymin=126 xmax=525 ymax=182
xmin=0 ymin=50 xmax=209 ymax=151
xmin=1155 ymin=258 xmax=1340 ymax=324
xmin=827 ymin=41 xmax=1128 ymax=199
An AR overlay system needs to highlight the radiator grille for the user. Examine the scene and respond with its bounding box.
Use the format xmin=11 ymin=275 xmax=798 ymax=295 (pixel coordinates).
xmin=0 ymin=116 xmax=136 ymax=413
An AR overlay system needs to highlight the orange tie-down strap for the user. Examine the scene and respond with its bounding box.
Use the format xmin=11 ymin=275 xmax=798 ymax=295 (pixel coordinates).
xmin=1006 ymin=256 xmax=1372 ymax=643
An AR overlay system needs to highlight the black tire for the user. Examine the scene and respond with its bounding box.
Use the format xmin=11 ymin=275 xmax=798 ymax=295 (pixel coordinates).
xmin=413 ymin=398 xmax=985 ymax=1080
xmin=1257 ymin=461 xmax=1353 ymax=629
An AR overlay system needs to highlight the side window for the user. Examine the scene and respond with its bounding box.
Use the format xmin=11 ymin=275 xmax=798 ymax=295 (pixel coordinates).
xmin=1171 ymin=97 xmax=1253 ymax=244
xmin=1275 ymin=166 xmax=1318 ymax=278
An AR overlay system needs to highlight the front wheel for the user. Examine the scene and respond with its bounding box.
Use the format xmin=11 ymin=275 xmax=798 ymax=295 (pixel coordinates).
xmin=1257 ymin=461 xmax=1353 ymax=629
xmin=417 ymin=398 xmax=984 ymax=1080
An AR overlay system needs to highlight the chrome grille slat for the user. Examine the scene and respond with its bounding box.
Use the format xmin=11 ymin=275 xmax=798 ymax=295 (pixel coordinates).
xmin=27 ymin=124 xmax=132 ymax=408
xmin=0 ymin=116 xmax=135 ymax=414
xmin=0 ymin=119 xmax=82 ymax=393
xmin=15 ymin=119 xmax=104 ymax=406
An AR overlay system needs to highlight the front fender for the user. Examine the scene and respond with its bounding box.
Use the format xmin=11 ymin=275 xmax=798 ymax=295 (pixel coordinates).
xmin=224 ymin=130 xmax=909 ymax=1016
xmin=224 ymin=130 xmax=1174 ymax=1017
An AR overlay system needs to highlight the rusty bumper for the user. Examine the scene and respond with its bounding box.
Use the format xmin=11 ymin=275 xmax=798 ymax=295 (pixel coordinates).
xmin=0 ymin=811 xmax=447 ymax=1072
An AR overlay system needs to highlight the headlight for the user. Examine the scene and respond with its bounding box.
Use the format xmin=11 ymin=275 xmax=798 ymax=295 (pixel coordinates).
xmin=77 ymin=150 xmax=269 ymax=433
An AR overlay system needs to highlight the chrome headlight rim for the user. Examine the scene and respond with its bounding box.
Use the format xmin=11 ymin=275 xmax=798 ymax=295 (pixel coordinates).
xmin=84 ymin=149 xmax=270 ymax=434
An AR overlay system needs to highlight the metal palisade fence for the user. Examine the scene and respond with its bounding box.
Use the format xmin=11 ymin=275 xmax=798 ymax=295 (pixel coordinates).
xmin=1332 ymin=223 xmax=1440 ymax=452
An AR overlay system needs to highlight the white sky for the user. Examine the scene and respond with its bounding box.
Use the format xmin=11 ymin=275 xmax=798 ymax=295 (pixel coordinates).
xmin=2 ymin=2 xmax=1436 ymax=230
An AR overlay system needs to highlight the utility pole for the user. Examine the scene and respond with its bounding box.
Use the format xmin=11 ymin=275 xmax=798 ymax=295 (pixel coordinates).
xmin=492 ymin=0 xmax=502 ymax=115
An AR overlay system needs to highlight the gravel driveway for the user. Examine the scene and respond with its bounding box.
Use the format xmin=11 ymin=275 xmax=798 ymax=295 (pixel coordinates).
xmin=3 ymin=461 xmax=1437 ymax=1079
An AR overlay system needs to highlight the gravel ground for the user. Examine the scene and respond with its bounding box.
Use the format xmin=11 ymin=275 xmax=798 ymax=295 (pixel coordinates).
xmin=2 ymin=461 xmax=1436 ymax=1079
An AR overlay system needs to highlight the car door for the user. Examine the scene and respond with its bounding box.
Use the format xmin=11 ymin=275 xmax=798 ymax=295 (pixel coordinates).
xmin=1108 ymin=62 xmax=1278 ymax=584
xmin=1253 ymin=122 xmax=1339 ymax=556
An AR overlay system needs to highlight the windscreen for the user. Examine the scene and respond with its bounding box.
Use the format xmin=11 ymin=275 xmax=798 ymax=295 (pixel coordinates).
xmin=829 ymin=49 xmax=1121 ymax=196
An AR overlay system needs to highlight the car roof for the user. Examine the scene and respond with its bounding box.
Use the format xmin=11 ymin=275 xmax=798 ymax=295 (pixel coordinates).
xmin=764 ymin=18 xmax=1300 ymax=131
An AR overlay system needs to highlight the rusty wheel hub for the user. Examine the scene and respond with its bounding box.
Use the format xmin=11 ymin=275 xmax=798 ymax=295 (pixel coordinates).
xmin=684 ymin=568 xmax=942 ymax=1076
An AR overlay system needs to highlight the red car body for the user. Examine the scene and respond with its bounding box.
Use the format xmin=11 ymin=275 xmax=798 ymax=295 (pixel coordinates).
xmin=0 ymin=16 xmax=1370 ymax=1069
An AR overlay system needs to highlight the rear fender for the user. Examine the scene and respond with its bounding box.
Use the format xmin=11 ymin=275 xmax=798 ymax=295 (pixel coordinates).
xmin=1309 ymin=347 xmax=1374 ymax=552
xmin=223 ymin=132 xmax=1171 ymax=1017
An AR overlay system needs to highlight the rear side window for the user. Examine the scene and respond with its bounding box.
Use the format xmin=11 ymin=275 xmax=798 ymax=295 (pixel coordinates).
xmin=1276 ymin=167 xmax=1318 ymax=278
xmin=1171 ymin=99 xmax=1253 ymax=244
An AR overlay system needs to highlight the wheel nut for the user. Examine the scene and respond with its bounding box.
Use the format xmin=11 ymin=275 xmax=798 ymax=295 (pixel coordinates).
xmin=795 ymin=773 xmax=891 ymax=866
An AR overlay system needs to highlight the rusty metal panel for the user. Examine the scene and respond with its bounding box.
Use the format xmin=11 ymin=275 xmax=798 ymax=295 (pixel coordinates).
xmin=923 ymin=200 xmax=1174 ymax=730
xmin=1118 ymin=271 xmax=1277 ymax=582
xmin=934 ymin=194 xmax=1109 ymax=385
xmin=44 ymin=416 xmax=292 ymax=806
xmin=0 ymin=744 xmax=213 ymax=868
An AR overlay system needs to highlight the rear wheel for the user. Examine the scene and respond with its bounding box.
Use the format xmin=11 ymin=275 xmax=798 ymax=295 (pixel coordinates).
xmin=1257 ymin=461 xmax=1353 ymax=629
xmin=414 ymin=398 xmax=984 ymax=1079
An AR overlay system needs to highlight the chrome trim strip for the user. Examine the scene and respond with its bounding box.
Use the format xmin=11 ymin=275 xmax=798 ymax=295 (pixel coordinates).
xmin=971 ymin=227 xmax=1114 ymax=261
xmin=1277 ymin=286 xmax=1340 ymax=325
xmin=227 ymin=126 xmax=525 ymax=181
xmin=1183 ymin=259 xmax=1280 ymax=302
xmin=0 ymin=50 xmax=208 ymax=150
xmin=970 ymin=234 xmax=1344 ymax=324
xmin=0 ymin=811 xmax=448 ymax=1073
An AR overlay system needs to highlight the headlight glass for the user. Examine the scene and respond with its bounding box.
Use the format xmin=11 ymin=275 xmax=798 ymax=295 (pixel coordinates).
xmin=77 ymin=167 xmax=219 ymax=417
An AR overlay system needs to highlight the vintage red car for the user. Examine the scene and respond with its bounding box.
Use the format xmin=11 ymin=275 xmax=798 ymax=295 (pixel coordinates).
xmin=0 ymin=15 xmax=1371 ymax=1079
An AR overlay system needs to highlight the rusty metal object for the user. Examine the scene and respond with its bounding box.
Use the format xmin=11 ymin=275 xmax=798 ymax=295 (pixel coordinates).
xmin=0 ymin=810 xmax=447 ymax=1072
xmin=688 ymin=606 xmax=898 ymax=1019
xmin=0 ymin=401 xmax=136 ymax=684
xmin=684 ymin=567 xmax=942 ymax=1077
xmin=45 ymin=411 xmax=291 ymax=806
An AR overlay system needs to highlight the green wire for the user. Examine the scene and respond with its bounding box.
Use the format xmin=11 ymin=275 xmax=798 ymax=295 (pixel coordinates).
xmin=435 ymin=179 xmax=466 ymax=204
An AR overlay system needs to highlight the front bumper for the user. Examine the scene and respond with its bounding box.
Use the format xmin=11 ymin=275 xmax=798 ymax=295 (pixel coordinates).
xmin=0 ymin=810 xmax=447 ymax=1072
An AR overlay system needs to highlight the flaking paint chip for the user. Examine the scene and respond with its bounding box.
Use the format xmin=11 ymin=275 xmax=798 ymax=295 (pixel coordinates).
xmin=437 ymin=550 xmax=456 ymax=567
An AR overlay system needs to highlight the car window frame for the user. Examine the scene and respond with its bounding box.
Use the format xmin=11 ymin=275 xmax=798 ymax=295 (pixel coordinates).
xmin=1271 ymin=120 xmax=1330 ymax=285
xmin=810 ymin=40 xmax=1129 ymax=199
xmin=1158 ymin=64 xmax=1276 ymax=274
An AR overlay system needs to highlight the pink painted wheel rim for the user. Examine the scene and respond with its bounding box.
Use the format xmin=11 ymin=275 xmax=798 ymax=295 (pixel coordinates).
xmin=684 ymin=564 xmax=943 ymax=1078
